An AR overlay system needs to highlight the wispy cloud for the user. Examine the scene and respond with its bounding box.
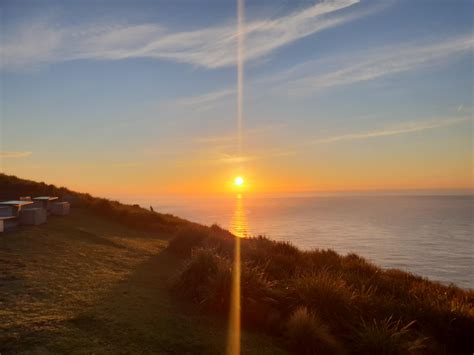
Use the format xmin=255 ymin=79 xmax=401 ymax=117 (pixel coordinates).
xmin=0 ymin=151 xmax=33 ymax=158
xmin=169 ymin=33 xmax=473 ymax=111
xmin=1 ymin=0 xmax=371 ymax=71
xmin=190 ymin=116 xmax=469 ymax=164
xmin=279 ymin=34 xmax=473 ymax=94
xmin=163 ymin=123 xmax=293 ymax=166
xmin=175 ymin=89 xmax=235 ymax=108
xmin=168 ymin=88 xmax=236 ymax=112
xmin=310 ymin=117 xmax=470 ymax=144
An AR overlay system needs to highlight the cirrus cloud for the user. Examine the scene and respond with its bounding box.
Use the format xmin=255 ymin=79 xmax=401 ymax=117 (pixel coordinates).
xmin=1 ymin=0 xmax=375 ymax=71
xmin=309 ymin=117 xmax=471 ymax=144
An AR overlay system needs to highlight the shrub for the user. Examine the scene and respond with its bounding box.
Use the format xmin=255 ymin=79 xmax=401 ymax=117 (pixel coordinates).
xmin=285 ymin=307 xmax=345 ymax=355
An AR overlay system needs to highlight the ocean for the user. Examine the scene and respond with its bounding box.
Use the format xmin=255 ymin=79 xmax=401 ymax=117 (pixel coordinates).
xmin=129 ymin=194 xmax=473 ymax=289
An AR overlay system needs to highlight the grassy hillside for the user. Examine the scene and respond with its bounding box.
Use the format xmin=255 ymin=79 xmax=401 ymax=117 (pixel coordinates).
xmin=1 ymin=174 xmax=473 ymax=354
xmin=0 ymin=208 xmax=286 ymax=354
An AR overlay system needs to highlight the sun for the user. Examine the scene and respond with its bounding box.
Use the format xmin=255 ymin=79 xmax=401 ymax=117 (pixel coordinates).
xmin=234 ymin=176 xmax=244 ymax=186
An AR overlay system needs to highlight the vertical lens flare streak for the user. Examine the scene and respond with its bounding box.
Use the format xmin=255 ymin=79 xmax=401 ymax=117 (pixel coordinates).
xmin=237 ymin=0 xmax=244 ymax=161
xmin=227 ymin=235 xmax=241 ymax=355
xmin=227 ymin=194 xmax=246 ymax=355
xmin=227 ymin=2 xmax=245 ymax=354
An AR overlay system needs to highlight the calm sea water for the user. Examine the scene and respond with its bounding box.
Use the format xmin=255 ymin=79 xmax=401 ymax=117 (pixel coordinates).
xmin=130 ymin=195 xmax=473 ymax=289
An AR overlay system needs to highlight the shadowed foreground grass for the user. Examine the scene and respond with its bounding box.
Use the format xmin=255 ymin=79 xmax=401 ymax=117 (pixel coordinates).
xmin=168 ymin=225 xmax=474 ymax=355
xmin=0 ymin=209 xmax=286 ymax=354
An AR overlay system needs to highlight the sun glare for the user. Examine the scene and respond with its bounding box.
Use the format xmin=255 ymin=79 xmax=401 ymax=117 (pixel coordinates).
xmin=234 ymin=176 xmax=244 ymax=186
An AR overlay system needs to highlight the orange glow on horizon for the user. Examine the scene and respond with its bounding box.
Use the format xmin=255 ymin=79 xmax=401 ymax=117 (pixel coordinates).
xmin=6 ymin=164 xmax=473 ymax=198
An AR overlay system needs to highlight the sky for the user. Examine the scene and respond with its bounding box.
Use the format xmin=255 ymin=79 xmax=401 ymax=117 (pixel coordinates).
xmin=0 ymin=0 xmax=473 ymax=197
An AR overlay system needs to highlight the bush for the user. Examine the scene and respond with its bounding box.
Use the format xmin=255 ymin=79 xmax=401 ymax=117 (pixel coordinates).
xmin=285 ymin=307 xmax=345 ymax=355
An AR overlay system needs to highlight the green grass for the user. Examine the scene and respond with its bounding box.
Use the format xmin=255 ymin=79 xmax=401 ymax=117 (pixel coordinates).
xmin=0 ymin=209 xmax=287 ymax=354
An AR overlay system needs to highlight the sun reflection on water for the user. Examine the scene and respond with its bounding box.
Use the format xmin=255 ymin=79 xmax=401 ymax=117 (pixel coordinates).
xmin=230 ymin=194 xmax=248 ymax=238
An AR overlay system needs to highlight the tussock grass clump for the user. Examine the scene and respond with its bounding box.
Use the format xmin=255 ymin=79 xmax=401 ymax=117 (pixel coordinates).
xmin=286 ymin=307 xmax=345 ymax=355
xmin=289 ymin=271 xmax=353 ymax=323
xmin=243 ymin=237 xmax=306 ymax=279
xmin=240 ymin=263 xmax=280 ymax=329
xmin=353 ymin=317 xmax=426 ymax=355
xmin=173 ymin=248 xmax=228 ymax=306
xmin=341 ymin=253 xmax=381 ymax=281
xmin=306 ymin=249 xmax=343 ymax=272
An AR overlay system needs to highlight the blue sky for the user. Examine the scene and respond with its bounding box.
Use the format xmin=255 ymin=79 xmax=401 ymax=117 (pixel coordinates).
xmin=1 ymin=0 xmax=472 ymax=195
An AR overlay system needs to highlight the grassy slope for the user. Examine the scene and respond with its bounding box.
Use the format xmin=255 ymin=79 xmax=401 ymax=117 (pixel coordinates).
xmin=168 ymin=226 xmax=474 ymax=354
xmin=0 ymin=208 xmax=287 ymax=354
